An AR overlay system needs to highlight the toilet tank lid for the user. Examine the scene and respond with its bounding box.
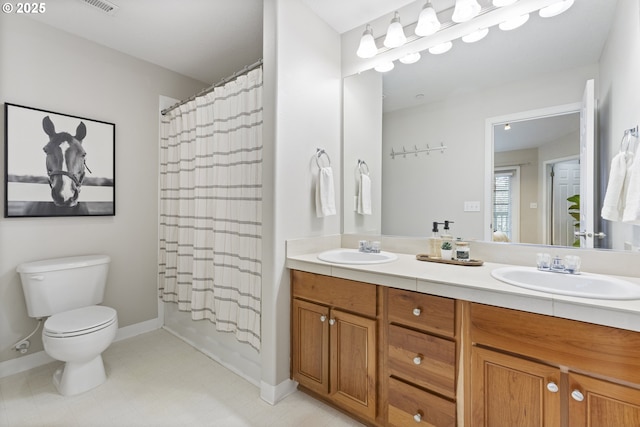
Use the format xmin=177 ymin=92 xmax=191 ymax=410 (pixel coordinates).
xmin=17 ymin=255 xmax=111 ymax=274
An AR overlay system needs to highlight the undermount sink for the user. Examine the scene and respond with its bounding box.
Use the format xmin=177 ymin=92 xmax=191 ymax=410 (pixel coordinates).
xmin=317 ymin=248 xmax=398 ymax=265
xmin=491 ymin=266 xmax=640 ymax=300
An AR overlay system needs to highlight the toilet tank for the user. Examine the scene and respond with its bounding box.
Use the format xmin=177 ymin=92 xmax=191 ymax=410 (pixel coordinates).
xmin=17 ymin=255 xmax=111 ymax=318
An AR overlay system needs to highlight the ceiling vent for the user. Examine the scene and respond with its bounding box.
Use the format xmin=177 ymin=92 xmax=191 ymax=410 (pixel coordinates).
xmin=78 ymin=0 xmax=120 ymax=16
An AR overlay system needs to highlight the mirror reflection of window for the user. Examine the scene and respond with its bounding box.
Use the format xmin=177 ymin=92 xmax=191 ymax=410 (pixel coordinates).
xmin=493 ymin=167 xmax=520 ymax=243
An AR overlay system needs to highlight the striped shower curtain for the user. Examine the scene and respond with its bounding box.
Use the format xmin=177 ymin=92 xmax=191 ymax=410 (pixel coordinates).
xmin=159 ymin=68 xmax=263 ymax=351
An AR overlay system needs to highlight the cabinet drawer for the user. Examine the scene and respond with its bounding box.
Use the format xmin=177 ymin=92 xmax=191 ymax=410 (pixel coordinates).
xmin=388 ymin=288 xmax=455 ymax=337
xmin=388 ymin=324 xmax=456 ymax=398
xmin=388 ymin=377 xmax=456 ymax=427
xmin=292 ymin=270 xmax=376 ymax=317
xmin=470 ymin=303 xmax=640 ymax=385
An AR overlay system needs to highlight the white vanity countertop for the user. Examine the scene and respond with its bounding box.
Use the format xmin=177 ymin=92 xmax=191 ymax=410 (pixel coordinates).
xmin=286 ymin=249 xmax=640 ymax=333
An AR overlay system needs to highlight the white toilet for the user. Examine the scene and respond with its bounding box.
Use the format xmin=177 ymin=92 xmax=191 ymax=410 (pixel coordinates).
xmin=17 ymin=255 xmax=118 ymax=396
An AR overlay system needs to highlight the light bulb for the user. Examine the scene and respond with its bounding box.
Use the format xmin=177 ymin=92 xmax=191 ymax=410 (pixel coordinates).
xmin=384 ymin=12 xmax=407 ymax=48
xmin=462 ymin=28 xmax=489 ymax=43
xmin=356 ymin=24 xmax=377 ymax=58
xmin=539 ymin=0 xmax=574 ymax=18
xmin=493 ymin=0 xmax=518 ymax=6
xmin=499 ymin=13 xmax=529 ymax=30
xmin=399 ymin=52 xmax=421 ymax=64
xmin=415 ymin=2 xmax=441 ymax=37
xmin=374 ymin=61 xmax=395 ymax=73
xmin=429 ymin=41 xmax=453 ymax=55
xmin=452 ymin=0 xmax=481 ymax=23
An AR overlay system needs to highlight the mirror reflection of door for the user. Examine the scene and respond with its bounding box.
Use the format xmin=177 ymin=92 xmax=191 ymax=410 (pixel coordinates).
xmin=493 ymin=112 xmax=581 ymax=246
xmin=546 ymin=159 xmax=580 ymax=246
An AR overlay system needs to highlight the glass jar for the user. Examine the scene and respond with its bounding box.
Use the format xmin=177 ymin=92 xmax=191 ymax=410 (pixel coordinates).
xmin=455 ymin=241 xmax=470 ymax=262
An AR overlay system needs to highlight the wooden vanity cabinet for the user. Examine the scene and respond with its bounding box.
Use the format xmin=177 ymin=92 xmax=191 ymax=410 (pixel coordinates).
xmin=469 ymin=302 xmax=640 ymax=427
xmin=385 ymin=288 xmax=457 ymax=427
xmin=291 ymin=270 xmax=378 ymax=422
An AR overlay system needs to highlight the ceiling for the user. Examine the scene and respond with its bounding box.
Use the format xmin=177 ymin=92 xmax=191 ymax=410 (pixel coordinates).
xmin=27 ymin=0 xmax=616 ymax=120
xmin=25 ymin=0 xmax=410 ymax=85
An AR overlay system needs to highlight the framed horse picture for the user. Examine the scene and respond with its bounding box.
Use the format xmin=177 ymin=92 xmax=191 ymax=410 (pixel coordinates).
xmin=4 ymin=103 xmax=115 ymax=217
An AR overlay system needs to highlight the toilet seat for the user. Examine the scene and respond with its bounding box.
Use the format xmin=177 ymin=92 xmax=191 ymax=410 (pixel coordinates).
xmin=44 ymin=306 xmax=117 ymax=338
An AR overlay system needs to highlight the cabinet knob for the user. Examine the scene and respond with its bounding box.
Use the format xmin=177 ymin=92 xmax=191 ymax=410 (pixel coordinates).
xmin=329 ymin=319 xmax=336 ymax=326
xmin=413 ymin=413 xmax=422 ymax=423
xmin=413 ymin=355 xmax=423 ymax=365
xmin=571 ymin=389 xmax=584 ymax=402
xmin=546 ymin=382 xmax=559 ymax=393
xmin=320 ymin=315 xmax=327 ymax=322
xmin=412 ymin=308 xmax=421 ymax=316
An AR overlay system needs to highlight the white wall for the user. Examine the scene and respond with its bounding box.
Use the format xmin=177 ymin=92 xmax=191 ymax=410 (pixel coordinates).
xmin=599 ymin=0 xmax=640 ymax=251
xmin=0 ymin=15 xmax=206 ymax=364
xmin=381 ymin=64 xmax=597 ymax=240
xmin=260 ymin=0 xmax=342 ymax=400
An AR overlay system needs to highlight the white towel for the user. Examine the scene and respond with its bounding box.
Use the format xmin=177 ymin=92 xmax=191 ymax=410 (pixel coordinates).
xmin=601 ymin=151 xmax=630 ymax=221
xmin=315 ymin=167 xmax=336 ymax=217
xmin=623 ymin=151 xmax=640 ymax=224
xmin=357 ymin=173 xmax=372 ymax=215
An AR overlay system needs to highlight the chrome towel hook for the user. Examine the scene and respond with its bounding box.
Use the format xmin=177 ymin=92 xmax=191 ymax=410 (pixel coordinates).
xmin=358 ymin=159 xmax=369 ymax=175
xmin=315 ymin=148 xmax=331 ymax=168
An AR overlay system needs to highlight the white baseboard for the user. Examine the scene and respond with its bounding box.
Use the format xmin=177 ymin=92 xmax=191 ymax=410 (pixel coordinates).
xmin=0 ymin=315 xmax=163 ymax=379
xmin=260 ymin=378 xmax=298 ymax=405
xmin=0 ymin=350 xmax=55 ymax=379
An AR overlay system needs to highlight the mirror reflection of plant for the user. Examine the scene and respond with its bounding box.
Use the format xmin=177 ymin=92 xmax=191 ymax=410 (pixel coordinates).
xmin=568 ymin=194 xmax=580 ymax=247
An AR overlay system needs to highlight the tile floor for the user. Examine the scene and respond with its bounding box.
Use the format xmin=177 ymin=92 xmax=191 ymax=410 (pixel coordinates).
xmin=0 ymin=329 xmax=364 ymax=427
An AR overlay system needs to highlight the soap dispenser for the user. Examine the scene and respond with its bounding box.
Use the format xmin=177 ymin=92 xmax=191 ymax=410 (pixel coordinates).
xmin=441 ymin=221 xmax=454 ymax=248
xmin=429 ymin=222 xmax=442 ymax=258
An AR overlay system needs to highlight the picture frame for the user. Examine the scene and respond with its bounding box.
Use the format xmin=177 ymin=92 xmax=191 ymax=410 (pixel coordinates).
xmin=4 ymin=103 xmax=115 ymax=217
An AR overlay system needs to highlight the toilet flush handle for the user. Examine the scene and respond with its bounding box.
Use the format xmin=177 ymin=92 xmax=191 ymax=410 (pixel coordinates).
xmin=30 ymin=275 xmax=44 ymax=281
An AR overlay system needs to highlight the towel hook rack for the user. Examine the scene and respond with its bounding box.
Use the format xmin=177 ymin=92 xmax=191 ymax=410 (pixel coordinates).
xmin=390 ymin=142 xmax=447 ymax=159
xmin=315 ymin=148 xmax=331 ymax=168
xmin=358 ymin=159 xmax=370 ymax=175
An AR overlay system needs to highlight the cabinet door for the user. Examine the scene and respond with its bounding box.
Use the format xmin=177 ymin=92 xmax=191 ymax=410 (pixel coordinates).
xmin=292 ymin=299 xmax=329 ymax=395
xmin=330 ymin=308 xmax=377 ymax=420
xmin=471 ymin=347 xmax=561 ymax=427
xmin=568 ymin=372 xmax=640 ymax=427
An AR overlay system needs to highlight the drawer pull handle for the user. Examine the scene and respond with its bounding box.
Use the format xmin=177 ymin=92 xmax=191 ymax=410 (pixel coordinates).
xmin=413 ymin=413 xmax=422 ymax=423
xmin=571 ymin=389 xmax=584 ymax=402
xmin=320 ymin=315 xmax=327 ymax=322
xmin=546 ymin=382 xmax=559 ymax=393
xmin=412 ymin=308 xmax=421 ymax=316
xmin=329 ymin=319 xmax=336 ymax=326
xmin=413 ymin=356 xmax=423 ymax=365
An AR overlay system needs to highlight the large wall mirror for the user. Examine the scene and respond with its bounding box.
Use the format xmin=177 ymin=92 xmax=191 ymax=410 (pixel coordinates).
xmin=343 ymin=0 xmax=640 ymax=252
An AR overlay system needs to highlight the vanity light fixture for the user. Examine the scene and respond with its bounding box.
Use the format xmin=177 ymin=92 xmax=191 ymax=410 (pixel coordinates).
xmin=462 ymin=27 xmax=489 ymax=43
xmin=415 ymin=1 xmax=441 ymax=37
xmin=356 ymin=24 xmax=378 ymax=59
xmin=429 ymin=41 xmax=453 ymax=55
xmin=356 ymin=0 xmax=575 ymax=64
xmin=384 ymin=12 xmax=407 ymax=48
xmin=399 ymin=52 xmax=422 ymax=64
xmin=452 ymin=0 xmax=482 ymax=23
xmin=504 ymin=123 xmax=511 ymax=130
xmin=375 ymin=61 xmax=395 ymax=73
xmin=539 ymin=0 xmax=574 ymax=18
xmin=499 ymin=13 xmax=530 ymax=30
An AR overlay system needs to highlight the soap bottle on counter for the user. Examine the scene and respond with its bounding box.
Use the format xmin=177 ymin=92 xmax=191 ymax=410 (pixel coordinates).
xmin=429 ymin=222 xmax=442 ymax=258
xmin=441 ymin=221 xmax=454 ymax=250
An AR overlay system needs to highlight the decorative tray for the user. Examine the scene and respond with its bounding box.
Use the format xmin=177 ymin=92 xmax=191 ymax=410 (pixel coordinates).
xmin=416 ymin=254 xmax=484 ymax=266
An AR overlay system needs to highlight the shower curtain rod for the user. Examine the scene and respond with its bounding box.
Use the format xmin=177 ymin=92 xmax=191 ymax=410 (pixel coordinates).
xmin=161 ymin=58 xmax=263 ymax=116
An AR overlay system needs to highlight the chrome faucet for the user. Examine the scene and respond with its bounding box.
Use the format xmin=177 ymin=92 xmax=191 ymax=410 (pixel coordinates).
xmin=537 ymin=253 xmax=581 ymax=274
xmin=358 ymin=240 xmax=381 ymax=253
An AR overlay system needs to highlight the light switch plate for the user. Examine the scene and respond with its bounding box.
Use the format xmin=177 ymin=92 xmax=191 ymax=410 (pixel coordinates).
xmin=464 ymin=201 xmax=481 ymax=212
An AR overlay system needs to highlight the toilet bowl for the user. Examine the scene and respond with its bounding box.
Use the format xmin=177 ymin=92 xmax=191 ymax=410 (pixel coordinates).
xmin=17 ymin=254 xmax=117 ymax=396
xmin=43 ymin=305 xmax=118 ymax=396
